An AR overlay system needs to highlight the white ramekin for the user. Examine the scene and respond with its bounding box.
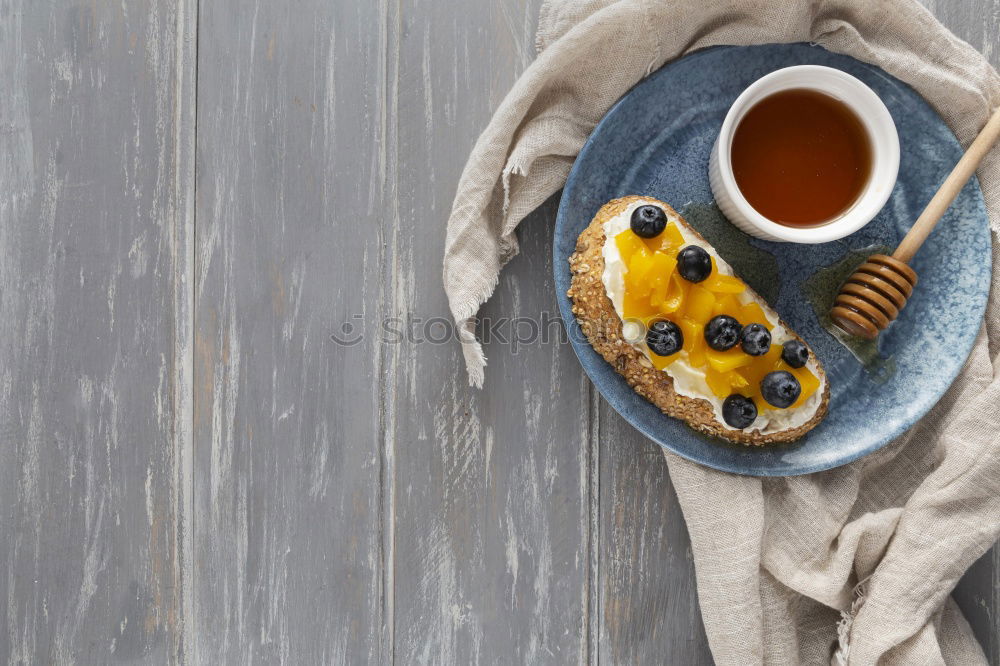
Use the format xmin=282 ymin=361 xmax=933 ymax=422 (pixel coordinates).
xmin=709 ymin=65 xmax=899 ymax=243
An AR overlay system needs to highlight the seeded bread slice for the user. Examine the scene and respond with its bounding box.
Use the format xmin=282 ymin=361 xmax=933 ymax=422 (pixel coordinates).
xmin=567 ymin=196 xmax=830 ymax=446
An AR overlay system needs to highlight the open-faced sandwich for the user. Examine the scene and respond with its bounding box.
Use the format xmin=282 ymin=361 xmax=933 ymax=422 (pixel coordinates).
xmin=567 ymin=196 xmax=829 ymax=445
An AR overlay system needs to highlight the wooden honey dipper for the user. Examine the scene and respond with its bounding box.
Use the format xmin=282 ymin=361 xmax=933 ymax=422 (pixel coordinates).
xmin=831 ymin=105 xmax=1000 ymax=339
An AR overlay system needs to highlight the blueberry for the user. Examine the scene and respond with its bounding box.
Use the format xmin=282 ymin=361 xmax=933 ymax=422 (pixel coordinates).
xmin=740 ymin=323 xmax=771 ymax=356
xmin=630 ymin=205 xmax=667 ymax=238
xmin=760 ymin=371 xmax=801 ymax=408
xmin=781 ymin=340 xmax=809 ymax=368
xmin=677 ymin=245 xmax=712 ymax=282
xmin=722 ymin=394 xmax=757 ymax=429
xmin=704 ymin=315 xmax=741 ymax=351
xmin=646 ymin=320 xmax=683 ymax=357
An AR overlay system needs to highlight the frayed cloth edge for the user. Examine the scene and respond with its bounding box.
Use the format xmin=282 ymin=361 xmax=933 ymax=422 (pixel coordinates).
xmin=832 ymin=578 xmax=870 ymax=666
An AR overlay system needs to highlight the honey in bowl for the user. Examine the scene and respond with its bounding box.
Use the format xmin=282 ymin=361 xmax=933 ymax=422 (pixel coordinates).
xmin=731 ymin=88 xmax=873 ymax=227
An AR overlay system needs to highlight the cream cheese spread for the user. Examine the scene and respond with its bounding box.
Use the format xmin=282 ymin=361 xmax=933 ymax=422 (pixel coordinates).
xmin=601 ymin=198 xmax=825 ymax=433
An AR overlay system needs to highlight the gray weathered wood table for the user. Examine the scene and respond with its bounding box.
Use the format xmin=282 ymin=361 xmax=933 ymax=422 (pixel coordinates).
xmin=1 ymin=1 xmax=997 ymax=663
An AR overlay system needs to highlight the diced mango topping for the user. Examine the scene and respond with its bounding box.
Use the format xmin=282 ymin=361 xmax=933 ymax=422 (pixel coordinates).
xmin=659 ymin=272 xmax=688 ymax=313
xmin=628 ymin=252 xmax=657 ymax=293
xmin=688 ymin=336 xmax=708 ymax=368
xmin=641 ymin=221 xmax=685 ymax=254
xmin=677 ymin=318 xmax=701 ymax=352
xmin=684 ymin=284 xmax=716 ymax=324
xmin=704 ymin=367 xmax=733 ymax=399
xmin=705 ymin=346 xmax=754 ymax=373
xmin=788 ymin=364 xmax=820 ymax=408
xmin=648 ymin=350 xmax=678 ymax=371
xmin=702 ymin=259 xmax=746 ymax=294
xmin=614 ymin=223 xmax=820 ymax=413
xmin=733 ymin=345 xmax=820 ymax=409
xmin=738 ymin=345 xmax=784 ymax=390
xmin=703 ymin=368 xmax=750 ymax=398
xmin=615 ymin=230 xmax=649 ymax=265
xmin=739 ymin=301 xmax=770 ymax=328
xmin=712 ymin=293 xmax=741 ymax=317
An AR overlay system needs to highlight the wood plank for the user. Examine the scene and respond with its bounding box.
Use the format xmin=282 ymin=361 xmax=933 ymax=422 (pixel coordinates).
xmin=956 ymin=550 xmax=1000 ymax=665
xmin=919 ymin=0 xmax=1000 ymax=64
xmin=596 ymin=406 xmax=714 ymax=665
xmin=0 ymin=1 xmax=189 ymax=662
xmin=389 ymin=0 xmax=592 ymax=660
xmin=191 ymin=2 xmax=390 ymax=662
xmin=390 ymin=195 xmax=593 ymax=663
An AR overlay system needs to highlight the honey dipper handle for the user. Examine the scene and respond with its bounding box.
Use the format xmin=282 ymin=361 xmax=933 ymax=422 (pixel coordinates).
xmin=893 ymin=105 xmax=1000 ymax=264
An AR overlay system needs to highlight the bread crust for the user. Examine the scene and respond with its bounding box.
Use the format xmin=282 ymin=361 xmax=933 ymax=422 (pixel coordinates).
xmin=567 ymin=196 xmax=830 ymax=445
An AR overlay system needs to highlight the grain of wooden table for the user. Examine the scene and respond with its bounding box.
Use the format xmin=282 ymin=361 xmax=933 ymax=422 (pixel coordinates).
xmin=0 ymin=1 xmax=996 ymax=663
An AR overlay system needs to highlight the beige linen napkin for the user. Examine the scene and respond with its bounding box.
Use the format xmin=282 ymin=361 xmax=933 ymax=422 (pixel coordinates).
xmin=443 ymin=0 xmax=1000 ymax=663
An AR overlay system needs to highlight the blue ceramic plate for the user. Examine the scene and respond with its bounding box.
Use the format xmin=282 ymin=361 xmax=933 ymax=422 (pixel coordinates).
xmin=554 ymin=44 xmax=991 ymax=476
